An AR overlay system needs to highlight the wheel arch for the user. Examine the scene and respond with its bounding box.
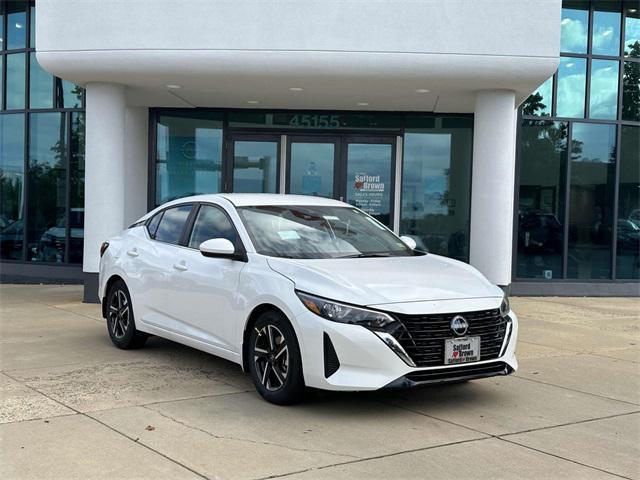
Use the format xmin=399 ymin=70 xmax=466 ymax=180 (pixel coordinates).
xmin=241 ymin=303 xmax=292 ymax=373
xmin=101 ymin=274 xmax=126 ymax=318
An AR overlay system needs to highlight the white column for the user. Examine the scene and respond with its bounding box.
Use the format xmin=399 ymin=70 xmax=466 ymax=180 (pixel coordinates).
xmin=469 ymin=90 xmax=517 ymax=287
xmin=83 ymin=82 xmax=127 ymax=275
xmin=123 ymin=107 xmax=149 ymax=225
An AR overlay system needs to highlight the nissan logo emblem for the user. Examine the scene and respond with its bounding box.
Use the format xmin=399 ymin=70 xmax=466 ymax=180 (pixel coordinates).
xmin=450 ymin=315 xmax=469 ymax=336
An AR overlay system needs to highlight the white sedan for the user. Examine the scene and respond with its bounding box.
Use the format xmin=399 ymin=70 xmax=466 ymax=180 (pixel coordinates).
xmin=99 ymin=194 xmax=518 ymax=404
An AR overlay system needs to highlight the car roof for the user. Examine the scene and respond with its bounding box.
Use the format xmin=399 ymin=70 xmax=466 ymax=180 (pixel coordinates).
xmin=166 ymin=193 xmax=348 ymax=208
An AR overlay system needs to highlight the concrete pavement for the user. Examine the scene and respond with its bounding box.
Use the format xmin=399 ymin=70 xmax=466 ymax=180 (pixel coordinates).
xmin=1 ymin=284 xmax=638 ymax=479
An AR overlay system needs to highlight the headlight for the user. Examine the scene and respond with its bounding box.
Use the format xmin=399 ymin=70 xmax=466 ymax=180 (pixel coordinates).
xmin=296 ymin=291 xmax=396 ymax=330
xmin=500 ymin=295 xmax=510 ymax=317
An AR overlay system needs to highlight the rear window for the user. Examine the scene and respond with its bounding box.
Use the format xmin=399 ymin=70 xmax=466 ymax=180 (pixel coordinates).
xmin=153 ymin=205 xmax=193 ymax=245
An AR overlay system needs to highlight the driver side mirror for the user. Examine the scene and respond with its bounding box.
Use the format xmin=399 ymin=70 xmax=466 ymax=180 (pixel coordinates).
xmin=199 ymin=238 xmax=247 ymax=262
xmin=399 ymin=235 xmax=417 ymax=250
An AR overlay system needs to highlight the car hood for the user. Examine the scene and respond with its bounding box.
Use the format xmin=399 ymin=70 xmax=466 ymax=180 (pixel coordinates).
xmin=267 ymin=254 xmax=502 ymax=307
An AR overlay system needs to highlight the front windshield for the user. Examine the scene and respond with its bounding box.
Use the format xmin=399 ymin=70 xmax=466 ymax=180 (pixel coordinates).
xmin=237 ymin=205 xmax=417 ymax=259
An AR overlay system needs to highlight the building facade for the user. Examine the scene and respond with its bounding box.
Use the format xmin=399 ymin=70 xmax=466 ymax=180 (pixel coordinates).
xmin=0 ymin=0 xmax=638 ymax=300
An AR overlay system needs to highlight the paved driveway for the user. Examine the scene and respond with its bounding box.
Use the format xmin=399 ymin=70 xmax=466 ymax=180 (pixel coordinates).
xmin=1 ymin=284 xmax=638 ymax=479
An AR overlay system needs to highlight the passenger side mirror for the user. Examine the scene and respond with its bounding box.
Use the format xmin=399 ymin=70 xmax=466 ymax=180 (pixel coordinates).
xmin=399 ymin=235 xmax=417 ymax=250
xmin=199 ymin=238 xmax=240 ymax=259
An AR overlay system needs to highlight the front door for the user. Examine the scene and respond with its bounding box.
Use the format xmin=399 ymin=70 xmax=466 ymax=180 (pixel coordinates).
xmin=285 ymin=135 xmax=396 ymax=227
xmin=228 ymin=135 xmax=280 ymax=193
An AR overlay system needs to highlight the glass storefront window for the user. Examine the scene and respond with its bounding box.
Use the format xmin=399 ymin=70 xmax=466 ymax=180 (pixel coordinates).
xmin=516 ymin=121 xmax=568 ymax=279
xmin=557 ymin=56 xmax=586 ymax=118
xmin=561 ymin=3 xmax=589 ymax=53
xmin=622 ymin=60 xmax=640 ymax=121
xmin=232 ymin=140 xmax=279 ymax=193
xmin=589 ymin=59 xmax=619 ymax=119
xmin=155 ymin=113 xmax=223 ymax=205
xmin=616 ymin=126 xmax=640 ymax=279
xmin=30 ymin=4 xmax=35 ymax=48
xmin=523 ymin=76 xmax=553 ymax=116
xmin=401 ymin=117 xmax=472 ymax=261
xmin=0 ymin=114 xmax=25 ymax=260
xmin=69 ymin=113 xmax=85 ymax=263
xmin=592 ymin=7 xmax=621 ymax=56
xmin=27 ymin=113 xmax=67 ymax=263
xmin=567 ymin=123 xmax=616 ymax=279
xmin=624 ymin=7 xmax=640 ymax=57
xmin=6 ymin=2 xmax=26 ymax=50
xmin=6 ymin=53 xmax=26 ymax=110
xmin=29 ymin=53 xmax=54 ymax=109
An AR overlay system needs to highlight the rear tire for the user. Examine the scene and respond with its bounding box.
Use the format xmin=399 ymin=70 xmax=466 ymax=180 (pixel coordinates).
xmin=106 ymin=280 xmax=147 ymax=349
xmin=248 ymin=311 xmax=305 ymax=405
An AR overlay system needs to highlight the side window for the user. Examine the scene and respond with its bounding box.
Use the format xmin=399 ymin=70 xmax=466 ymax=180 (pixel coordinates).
xmin=146 ymin=212 xmax=163 ymax=238
xmin=154 ymin=205 xmax=193 ymax=245
xmin=188 ymin=205 xmax=238 ymax=249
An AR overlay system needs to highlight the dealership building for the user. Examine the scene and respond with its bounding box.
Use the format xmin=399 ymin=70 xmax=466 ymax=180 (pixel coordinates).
xmin=0 ymin=0 xmax=638 ymax=300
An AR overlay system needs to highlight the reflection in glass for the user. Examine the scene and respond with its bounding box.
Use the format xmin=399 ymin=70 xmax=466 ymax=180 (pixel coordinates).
xmin=616 ymin=126 xmax=640 ymax=279
xmin=6 ymin=53 xmax=26 ymax=109
xmin=557 ymin=57 xmax=586 ymax=118
xmin=0 ymin=114 xmax=25 ymax=260
xmin=516 ymin=121 xmax=567 ymax=279
xmin=589 ymin=59 xmax=619 ymax=119
xmin=27 ymin=113 xmax=67 ymax=263
xmin=622 ymin=61 xmax=640 ymax=121
xmin=523 ymin=76 xmax=553 ymax=116
xmin=30 ymin=5 xmax=35 ymax=48
xmin=401 ymin=121 xmax=472 ymax=261
xmin=592 ymin=8 xmax=621 ymax=56
xmin=69 ymin=113 xmax=85 ymax=263
xmin=7 ymin=2 xmax=26 ymax=50
xmin=156 ymin=113 xmax=223 ymax=205
xmin=188 ymin=205 xmax=237 ymax=249
xmin=625 ymin=7 xmax=640 ymax=57
xmin=289 ymin=142 xmax=335 ymax=198
xmin=0 ymin=10 xmax=4 ymax=50
xmin=560 ymin=5 xmax=589 ymax=53
xmin=57 ymin=80 xmax=83 ymax=108
xmin=567 ymin=123 xmax=616 ymax=279
xmin=154 ymin=205 xmax=192 ymax=245
xmin=233 ymin=141 xmax=278 ymax=193
xmin=346 ymin=143 xmax=393 ymax=227
xmin=29 ymin=53 xmax=54 ymax=109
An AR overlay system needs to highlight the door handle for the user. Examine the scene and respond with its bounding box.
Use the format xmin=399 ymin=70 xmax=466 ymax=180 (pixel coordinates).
xmin=126 ymin=249 xmax=139 ymax=257
xmin=173 ymin=263 xmax=188 ymax=272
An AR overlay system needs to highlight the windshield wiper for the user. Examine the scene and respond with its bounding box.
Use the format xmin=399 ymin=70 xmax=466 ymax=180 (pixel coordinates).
xmin=337 ymin=253 xmax=391 ymax=258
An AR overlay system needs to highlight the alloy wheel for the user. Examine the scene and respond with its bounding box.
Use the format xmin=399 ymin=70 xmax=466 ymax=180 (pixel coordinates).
xmin=253 ymin=324 xmax=289 ymax=391
xmin=108 ymin=289 xmax=130 ymax=339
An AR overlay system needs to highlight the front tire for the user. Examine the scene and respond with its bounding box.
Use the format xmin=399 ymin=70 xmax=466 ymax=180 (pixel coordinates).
xmin=106 ymin=280 xmax=147 ymax=349
xmin=248 ymin=311 xmax=305 ymax=405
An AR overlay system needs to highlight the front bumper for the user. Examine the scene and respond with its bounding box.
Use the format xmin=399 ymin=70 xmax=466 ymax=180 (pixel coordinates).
xmin=293 ymin=309 xmax=519 ymax=391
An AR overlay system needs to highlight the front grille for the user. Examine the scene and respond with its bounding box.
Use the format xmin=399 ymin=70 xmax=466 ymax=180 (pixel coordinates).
xmin=404 ymin=362 xmax=511 ymax=384
xmin=392 ymin=309 xmax=508 ymax=367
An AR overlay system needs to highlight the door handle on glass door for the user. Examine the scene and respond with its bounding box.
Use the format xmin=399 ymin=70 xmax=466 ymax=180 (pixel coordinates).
xmin=126 ymin=249 xmax=139 ymax=257
xmin=173 ymin=263 xmax=188 ymax=272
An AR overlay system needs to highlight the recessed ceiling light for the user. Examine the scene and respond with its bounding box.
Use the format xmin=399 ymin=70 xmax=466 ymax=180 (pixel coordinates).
xmin=247 ymin=100 xmax=260 ymax=104
xmin=415 ymin=89 xmax=430 ymax=93
xmin=629 ymin=8 xmax=637 ymax=13
xmin=166 ymin=84 xmax=181 ymax=89
xmin=356 ymin=102 xmax=369 ymax=106
xmin=288 ymin=87 xmax=304 ymax=91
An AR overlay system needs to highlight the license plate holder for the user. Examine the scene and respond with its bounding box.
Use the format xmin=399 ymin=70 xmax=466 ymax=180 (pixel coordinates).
xmin=444 ymin=336 xmax=481 ymax=365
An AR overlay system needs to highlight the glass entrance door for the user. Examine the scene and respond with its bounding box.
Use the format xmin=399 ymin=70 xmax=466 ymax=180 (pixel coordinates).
xmin=229 ymin=135 xmax=280 ymax=193
xmin=342 ymin=138 xmax=395 ymax=227
xmin=286 ymin=136 xmax=339 ymax=198
xmin=284 ymin=135 xmax=396 ymax=227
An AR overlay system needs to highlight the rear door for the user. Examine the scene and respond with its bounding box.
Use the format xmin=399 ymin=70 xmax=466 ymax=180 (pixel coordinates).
xmin=169 ymin=203 xmax=246 ymax=351
xmin=137 ymin=204 xmax=194 ymax=330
